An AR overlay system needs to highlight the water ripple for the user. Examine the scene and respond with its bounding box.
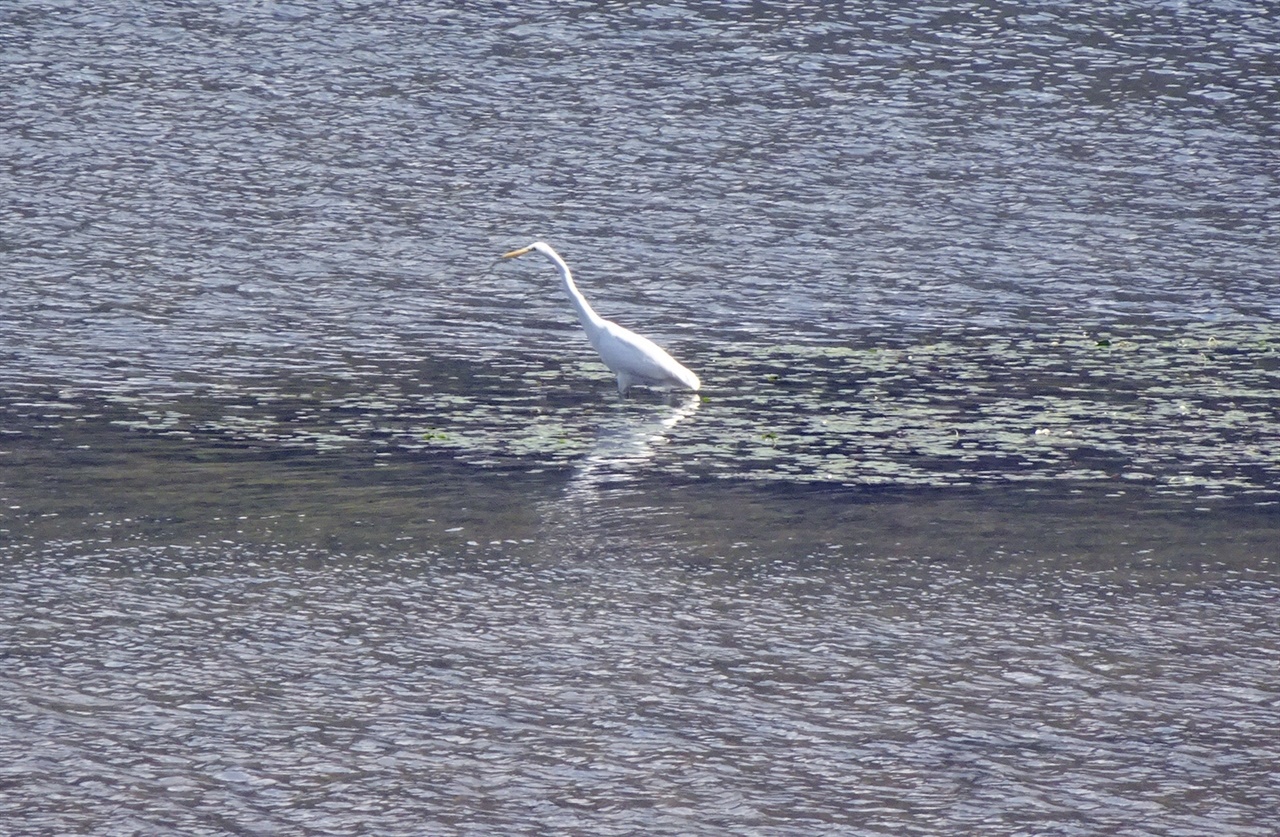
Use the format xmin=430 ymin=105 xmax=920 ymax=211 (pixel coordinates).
xmin=1 ymin=534 xmax=1276 ymax=835
xmin=4 ymin=3 xmax=1280 ymax=833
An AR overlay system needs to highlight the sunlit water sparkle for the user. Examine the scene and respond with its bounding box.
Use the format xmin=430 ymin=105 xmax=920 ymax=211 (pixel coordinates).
xmin=2 ymin=1 xmax=1279 ymax=834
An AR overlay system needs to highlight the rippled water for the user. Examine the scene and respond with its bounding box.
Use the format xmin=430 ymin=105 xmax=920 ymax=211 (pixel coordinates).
xmin=3 ymin=1 xmax=1279 ymax=834
xmin=3 ymin=429 xmax=1279 ymax=835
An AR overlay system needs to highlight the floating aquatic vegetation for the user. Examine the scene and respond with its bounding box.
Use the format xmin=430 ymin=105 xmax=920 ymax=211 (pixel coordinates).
xmin=2 ymin=323 xmax=1277 ymax=506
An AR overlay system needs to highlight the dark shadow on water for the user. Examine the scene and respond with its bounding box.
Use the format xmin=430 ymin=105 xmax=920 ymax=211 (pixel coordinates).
xmin=1 ymin=393 xmax=1273 ymax=580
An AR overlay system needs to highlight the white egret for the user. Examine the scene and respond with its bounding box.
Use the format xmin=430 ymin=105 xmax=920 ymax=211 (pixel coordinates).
xmin=501 ymin=241 xmax=701 ymax=396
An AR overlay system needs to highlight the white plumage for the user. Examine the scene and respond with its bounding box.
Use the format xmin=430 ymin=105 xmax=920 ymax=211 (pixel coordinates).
xmin=501 ymin=241 xmax=700 ymax=396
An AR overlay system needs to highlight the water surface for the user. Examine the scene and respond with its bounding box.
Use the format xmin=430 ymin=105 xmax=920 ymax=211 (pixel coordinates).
xmin=2 ymin=1 xmax=1279 ymax=834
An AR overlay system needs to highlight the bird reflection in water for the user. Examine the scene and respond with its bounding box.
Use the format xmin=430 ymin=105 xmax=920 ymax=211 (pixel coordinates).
xmin=538 ymin=397 xmax=702 ymax=560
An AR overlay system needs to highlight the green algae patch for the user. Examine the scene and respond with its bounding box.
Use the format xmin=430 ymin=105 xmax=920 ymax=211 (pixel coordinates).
xmin=8 ymin=322 xmax=1279 ymax=505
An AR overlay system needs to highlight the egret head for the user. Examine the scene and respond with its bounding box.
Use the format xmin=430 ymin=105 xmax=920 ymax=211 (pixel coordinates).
xmin=501 ymin=241 xmax=549 ymax=260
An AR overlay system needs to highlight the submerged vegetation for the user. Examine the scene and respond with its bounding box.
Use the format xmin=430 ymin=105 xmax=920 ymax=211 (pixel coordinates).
xmin=4 ymin=323 xmax=1277 ymax=506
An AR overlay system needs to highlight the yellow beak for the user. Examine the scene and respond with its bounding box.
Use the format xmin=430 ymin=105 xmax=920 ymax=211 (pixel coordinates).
xmin=502 ymin=246 xmax=534 ymax=259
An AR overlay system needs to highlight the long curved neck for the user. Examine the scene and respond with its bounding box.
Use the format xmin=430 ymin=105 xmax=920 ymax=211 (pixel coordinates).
xmin=544 ymin=247 xmax=607 ymax=340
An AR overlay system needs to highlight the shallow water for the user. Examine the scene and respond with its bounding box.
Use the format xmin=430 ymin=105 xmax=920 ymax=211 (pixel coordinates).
xmin=2 ymin=419 xmax=1279 ymax=836
xmin=3 ymin=1 xmax=1280 ymax=834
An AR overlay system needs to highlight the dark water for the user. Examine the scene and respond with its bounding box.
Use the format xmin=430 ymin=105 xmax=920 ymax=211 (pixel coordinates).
xmin=3 ymin=1 xmax=1280 ymax=834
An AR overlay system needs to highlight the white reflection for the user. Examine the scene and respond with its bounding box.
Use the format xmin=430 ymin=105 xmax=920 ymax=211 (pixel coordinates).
xmin=569 ymin=395 xmax=702 ymax=493
xmin=537 ymin=396 xmax=702 ymax=555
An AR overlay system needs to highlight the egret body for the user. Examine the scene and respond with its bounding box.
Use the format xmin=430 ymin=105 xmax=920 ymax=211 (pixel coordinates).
xmin=501 ymin=241 xmax=701 ymax=396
